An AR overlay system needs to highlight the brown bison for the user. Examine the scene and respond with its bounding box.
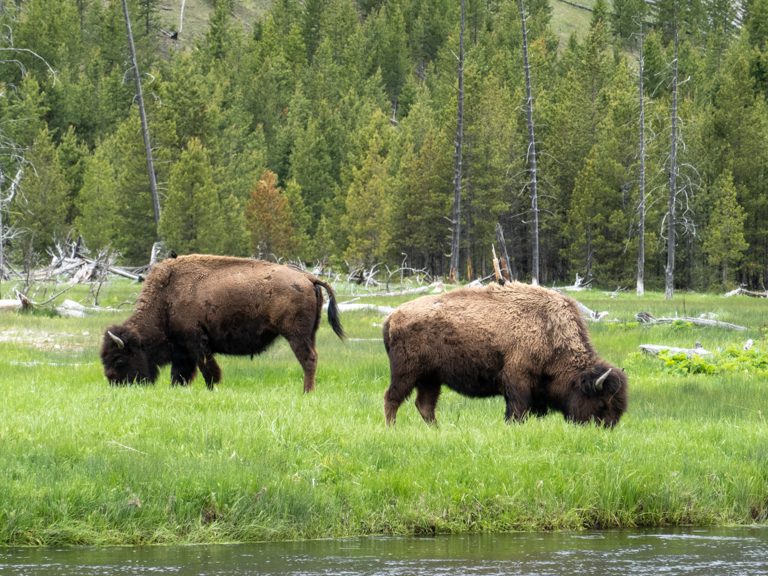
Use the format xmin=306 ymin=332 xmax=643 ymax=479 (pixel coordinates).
xmin=382 ymin=282 xmax=627 ymax=427
xmin=101 ymin=254 xmax=344 ymax=391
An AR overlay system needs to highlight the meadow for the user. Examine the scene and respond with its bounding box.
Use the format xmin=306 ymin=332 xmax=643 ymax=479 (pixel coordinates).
xmin=0 ymin=278 xmax=767 ymax=546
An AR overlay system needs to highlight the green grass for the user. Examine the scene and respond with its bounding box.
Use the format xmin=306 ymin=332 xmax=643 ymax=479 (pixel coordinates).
xmin=1 ymin=280 xmax=767 ymax=545
xmin=158 ymin=0 xmax=269 ymax=47
xmin=550 ymin=0 xmax=599 ymax=45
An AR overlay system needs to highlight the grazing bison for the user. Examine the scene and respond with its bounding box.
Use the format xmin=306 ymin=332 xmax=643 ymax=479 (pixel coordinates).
xmin=101 ymin=254 xmax=344 ymax=391
xmin=382 ymin=282 xmax=627 ymax=427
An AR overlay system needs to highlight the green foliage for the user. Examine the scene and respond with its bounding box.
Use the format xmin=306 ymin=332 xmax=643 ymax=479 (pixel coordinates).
xmin=74 ymin=144 xmax=119 ymax=251
xmin=657 ymin=351 xmax=719 ymax=375
xmin=16 ymin=126 xmax=69 ymax=259
xmin=702 ymin=170 xmax=749 ymax=287
xmin=110 ymin=113 xmax=158 ymax=264
xmin=3 ymin=0 xmax=768 ymax=288
xmin=160 ymin=138 xmax=229 ymax=255
xmin=658 ymin=346 xmax=768 ymax=376
xmin=245 ymin=169 xmax=304 ymax=259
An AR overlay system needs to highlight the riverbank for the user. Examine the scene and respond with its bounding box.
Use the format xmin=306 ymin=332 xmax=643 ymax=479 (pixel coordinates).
xmin=1 ymin=281 xmax=767 ymax=545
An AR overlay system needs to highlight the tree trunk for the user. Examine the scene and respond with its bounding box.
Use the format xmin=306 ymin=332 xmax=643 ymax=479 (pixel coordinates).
xmin=636 ymin=23 xmax=646 ymax=296
xmin=0 ymin=167 xmax=22 ymax=292
xmin=449 ymin=0 xmax=465 ymax=283
xmin=121 ymin=0 xmax=161 ymax=231
xmin=0 ymin=191 xmax=4 ymax=288
xmin=665 ymin=24 xmax=679 ymax=300
xmin=495 ymin=222 xmax=514 ymax=281
xmin=518 ymin=0 xmax=540 ymax=286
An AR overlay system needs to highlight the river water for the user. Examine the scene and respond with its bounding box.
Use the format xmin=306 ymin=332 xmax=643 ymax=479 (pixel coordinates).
xmin=2 ymin=528 xmax=767 ymax=575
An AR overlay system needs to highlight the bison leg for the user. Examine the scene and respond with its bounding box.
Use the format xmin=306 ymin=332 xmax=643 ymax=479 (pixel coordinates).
xmin=198 ymin=355 xmax=222 ymax=390
xmin=414 ymin=383 xmax=441 ymax=425
xmin=383 ymin=364 xmax=422 ymax=426
xmin=501 ymin=368 xmax=534 ymax=422
xmin=171 ymin=358 xmax=197 ymax=386
xmin=383 ymin=385 xmax=408 ymax=426
xmin=287 ymin=336 xmax=318 ymax=393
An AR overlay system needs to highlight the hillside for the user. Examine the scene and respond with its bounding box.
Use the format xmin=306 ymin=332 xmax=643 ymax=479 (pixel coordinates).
xmin=163 ymin=0 xmax=604 ymax=46
xmin=159 ymin=0 xmax=268 ymax=44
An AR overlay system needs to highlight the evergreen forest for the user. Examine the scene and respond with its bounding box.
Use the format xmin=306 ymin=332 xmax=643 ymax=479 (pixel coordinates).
xmin=0 ymin=0 xmax=766 ymax=292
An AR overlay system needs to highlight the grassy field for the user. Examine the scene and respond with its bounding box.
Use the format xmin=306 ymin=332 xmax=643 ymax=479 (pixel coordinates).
xmin=0 ymin=278 xmax=767 ymax=546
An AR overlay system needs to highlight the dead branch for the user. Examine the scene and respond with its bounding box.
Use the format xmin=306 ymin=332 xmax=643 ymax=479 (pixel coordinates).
xmin=553 ymin=273 xmax=591 ymax=291
xmin=636 ymin=312 xmax=747 ymax=331
xmin=576 ymin=302 xmax=609 ymax=322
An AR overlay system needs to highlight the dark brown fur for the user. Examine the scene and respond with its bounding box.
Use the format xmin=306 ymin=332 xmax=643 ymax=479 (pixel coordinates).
xmin=382 ymin=282 xmax=628 ymax=427
xmin=101 ymin=255 xmax=344 ymax=391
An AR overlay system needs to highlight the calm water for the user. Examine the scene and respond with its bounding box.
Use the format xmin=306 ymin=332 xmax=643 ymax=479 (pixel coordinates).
xmin=2 ymin=529 xmax=767 ymax=575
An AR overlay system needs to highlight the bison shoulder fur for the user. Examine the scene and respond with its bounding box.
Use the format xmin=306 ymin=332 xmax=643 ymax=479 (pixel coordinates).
xmin=382 ymin=282 xmax=628 ymax=427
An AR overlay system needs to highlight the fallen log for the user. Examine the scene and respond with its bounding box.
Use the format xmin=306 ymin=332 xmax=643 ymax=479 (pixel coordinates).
xmin=350 ymin=281 xmax=445 ymax=298
xmin=724 ymin=287 xmax=768 ymax=298
xmin=636 ymin=312 xmax=747 ymax=331
xmin=640 ymin=343 xmax=712 ymax=357
xmin=336 ymin=302 xmax=395 ymax=315
xmin=0 ymin=291 xmax=33 ymax=312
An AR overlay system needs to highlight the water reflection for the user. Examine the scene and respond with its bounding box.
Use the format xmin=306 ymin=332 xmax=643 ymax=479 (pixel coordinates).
xmin=1 ymin=528 xmax=767 ymax=575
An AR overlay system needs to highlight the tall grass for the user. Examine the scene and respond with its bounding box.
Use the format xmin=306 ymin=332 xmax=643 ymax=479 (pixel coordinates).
xmin=1 ymin=280 xmax=767 ymax=545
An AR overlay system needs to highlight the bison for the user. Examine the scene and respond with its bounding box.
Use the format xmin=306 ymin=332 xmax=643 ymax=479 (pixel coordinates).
xmin=382 ymin=282 xmax=627 ymax=427
xmin=101 ymin=254 xmax=344 ymax=391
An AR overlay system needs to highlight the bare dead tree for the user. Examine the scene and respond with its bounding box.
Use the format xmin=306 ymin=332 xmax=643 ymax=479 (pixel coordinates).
xmin=636 ymin=21 xmax=647 ymax=296
xmin=121 ymin=0 xmax=161 ymax=229
xmin=665 ymin=23 xmax=679 ymax=300
xmin=449 ymin=0 xmax=465 ymax=283
xmin=495 ymin=222 xmax=514 ymax=281
xmin=0 ymin=165 xmax=23 ymax=289
xmin=518 ymin=0 xmax=540 ymax=285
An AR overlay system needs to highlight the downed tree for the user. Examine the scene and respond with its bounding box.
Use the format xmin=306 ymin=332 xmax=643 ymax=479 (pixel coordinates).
xmin=640 ymin=343 xmax=712 ymax=357
xmin=336 ymin=301 xmax=395 ymax=315
xmin=636 ymin=312 xmax=747 ymax=331
xmin=0 ymin=291 xmax=32 ymax=312
xmin=35 ymin=245 xmax=144 ymax=283
xmin=724 ymin=287 xmax=768 ymax=298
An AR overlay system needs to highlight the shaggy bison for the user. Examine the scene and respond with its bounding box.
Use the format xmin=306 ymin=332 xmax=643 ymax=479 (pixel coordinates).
xmin=101 ymin=254 xmax=344 ymax=391
xmin=382 ymin=282 xmax=627 ymax=427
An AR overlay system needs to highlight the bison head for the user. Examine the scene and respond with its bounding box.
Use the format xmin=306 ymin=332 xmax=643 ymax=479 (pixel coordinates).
xmin=100 ymin=325 xmax=159 ymax=385
xmin=567 ymin=362 xmax=628 ymax=427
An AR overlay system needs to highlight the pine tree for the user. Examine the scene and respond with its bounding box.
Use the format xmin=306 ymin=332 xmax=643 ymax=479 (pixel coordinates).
xmin=17 ymin=126 xmax=69 ymax=259
xmin=245 ymin=170 xmax=300 ymax=259
xmin=160 ymin=138 xmax=227 ymax=255
xmin=389 ymin=96 xmax=453 ymax=274
xmin=75 ymin=144 xmax=119 ymax=251
xmin=702 ymin=170 xmax=748 ymax=287
xmin=343 ymin=128 xmax=392 ymax=267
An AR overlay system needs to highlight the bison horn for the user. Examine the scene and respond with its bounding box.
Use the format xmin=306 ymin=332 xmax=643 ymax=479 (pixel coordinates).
xmin=594 ymin=368 xmax=612 ymax=391
xmin=107 ymin=330 xmax=125 ymax=349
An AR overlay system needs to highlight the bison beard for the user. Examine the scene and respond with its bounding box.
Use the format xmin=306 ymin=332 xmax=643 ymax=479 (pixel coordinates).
xmin=382 ymin=282 xmax=628 ymax=427
xmin=100 ymin=255 xmax=344 ymax=391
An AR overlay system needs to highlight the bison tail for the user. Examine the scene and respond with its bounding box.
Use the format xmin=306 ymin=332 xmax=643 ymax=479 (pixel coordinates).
xmin=315 ymin=279 xmax=345 ymax=340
